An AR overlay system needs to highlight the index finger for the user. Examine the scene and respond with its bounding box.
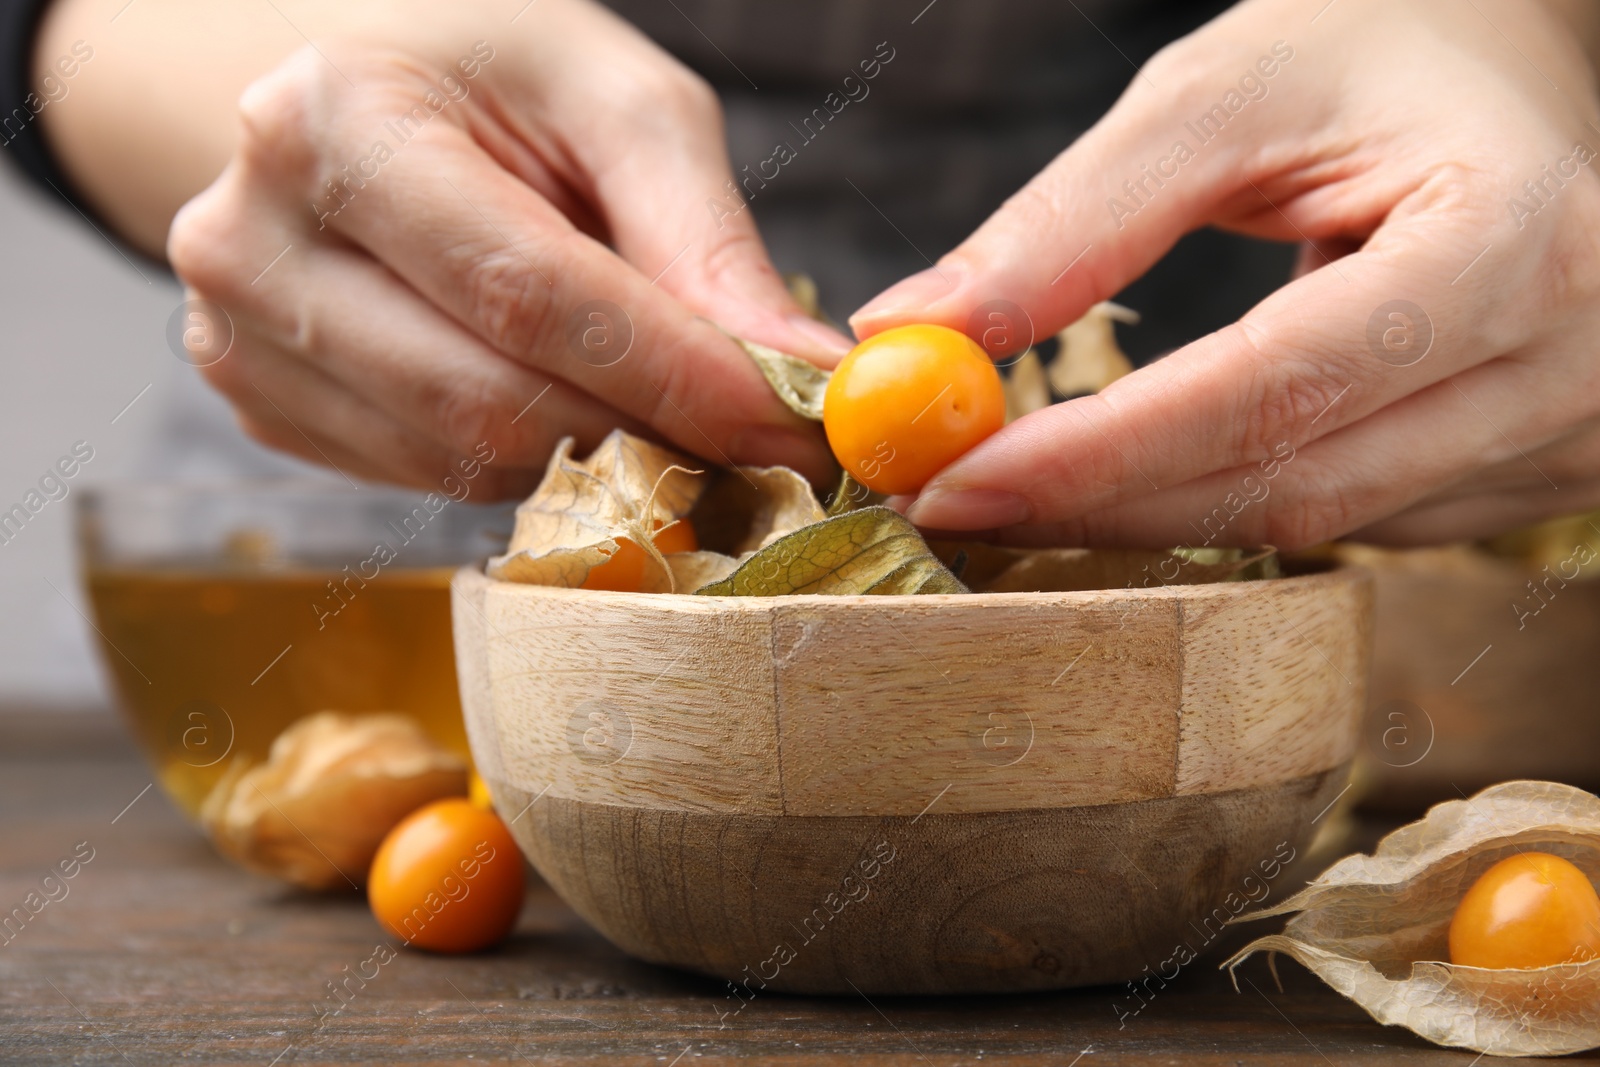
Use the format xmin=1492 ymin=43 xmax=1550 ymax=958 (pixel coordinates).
xmin=902 ymin=202 xmax=1526 ymax=531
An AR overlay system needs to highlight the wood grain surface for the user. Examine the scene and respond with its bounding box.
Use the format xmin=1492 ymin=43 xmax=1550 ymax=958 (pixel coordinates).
xmin=454 ymin=565 xmax=1373 ymax=995
xmin=1177 ymin=574 xmax=1370 ymax=795
xmin=455 ymin=565 xmax=1372 ymax=817
xmin=6 ymin=713 xmax=1587 ymax=1062
xmin=2 ymin=710 xmax=1581 ymax=1066
xmin=502 ymin=769 xmax=1346 ymax=995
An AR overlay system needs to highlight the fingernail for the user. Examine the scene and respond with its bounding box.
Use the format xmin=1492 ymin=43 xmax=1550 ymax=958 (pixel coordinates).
xmin=849 ymin=265 xmax=963 ymax=329
xmin=906 ymin=488 xmax=1031 ymax=530
xmin=784 ymin=314 xmax=855 ymax=357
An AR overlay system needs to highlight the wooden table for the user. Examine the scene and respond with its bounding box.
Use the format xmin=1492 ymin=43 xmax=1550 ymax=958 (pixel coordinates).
xmin=1 ymin=710 xmax=1586 ymax=1066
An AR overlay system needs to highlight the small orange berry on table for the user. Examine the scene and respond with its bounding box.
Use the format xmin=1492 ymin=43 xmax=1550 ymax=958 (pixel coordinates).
xmin=368 ymin=798 xmax=525 ymax=953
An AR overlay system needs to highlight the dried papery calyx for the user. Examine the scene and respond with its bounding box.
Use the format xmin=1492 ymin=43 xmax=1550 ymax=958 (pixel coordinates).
xmin=925 ymin=544 xmax=1277 ymax=594
xmin=1048 ymin=300 xmax=1138 ymax=398
xmin=1225 ymin=781 xmax=1600 ymax=1058
xmin=484 ymin=296 xmax=1277 ymax=601
xmin=487 ymin=431 xmax=705 ymax=592
xmin=487 ymin=430 xmax=829 ymax=593
xmin=1002 ymin=348 xmax=1051 ymax=422
xmin=734 ymin=335 xmax=830 ymax=422
xmin=199 ymin=712 xmax=468 ymax=891
xmin=484 ymin=431 xmax=964 ymax=595
xmin=1480 ymin=507 xmax=1600 ymax=574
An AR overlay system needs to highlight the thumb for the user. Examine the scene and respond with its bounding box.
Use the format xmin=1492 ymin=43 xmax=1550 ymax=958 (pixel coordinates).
xmin=848 ymin=40 xmax=1300 ymax=342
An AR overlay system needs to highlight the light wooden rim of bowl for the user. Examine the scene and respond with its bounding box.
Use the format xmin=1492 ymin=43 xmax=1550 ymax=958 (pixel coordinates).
xmin=464 ymin=559 xmax=1359 ymax=606
xmin=454 ymin=563 xmax=1373 ymax=818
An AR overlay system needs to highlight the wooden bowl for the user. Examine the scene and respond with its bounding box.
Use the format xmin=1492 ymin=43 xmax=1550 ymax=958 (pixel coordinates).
xmin=453 ymin=563 xmax=1372 ymax=995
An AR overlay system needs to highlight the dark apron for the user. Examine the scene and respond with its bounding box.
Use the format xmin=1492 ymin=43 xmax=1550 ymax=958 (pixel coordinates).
xmin=601 ymin=0 xmax=1295 ymax=360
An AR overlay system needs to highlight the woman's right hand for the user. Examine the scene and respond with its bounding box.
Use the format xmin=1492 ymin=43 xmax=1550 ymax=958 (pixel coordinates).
xmin=160 ymin=0 xmax=847 ymax=495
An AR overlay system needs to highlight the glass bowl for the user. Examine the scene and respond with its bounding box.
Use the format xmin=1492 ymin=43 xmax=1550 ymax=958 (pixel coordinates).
xmin=77 ymin=481 xmax=513 ymax=818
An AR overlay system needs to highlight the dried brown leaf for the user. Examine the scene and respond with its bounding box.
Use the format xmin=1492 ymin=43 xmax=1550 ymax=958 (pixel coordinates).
xmin=667 ymin=550 xmax=740 ymax=591
xmin=487 ymin=431 xmax=704 ymax=590
xmin=784 ymin=272 xmax=823 ymax=320
xmin=695 ymin=506 xmax=966 ymax=596
xmin=1003 ymin=348 xmax=1052 ymax=423
xmin=1480 ymin=508 xmax=1600 ymax=577
xmin=1225 ymin=781 xmax=1600 ymax=1057
xmin=1049 ymin=301 xmax=1137 ymax=398
xmin=688 ymin=465 xmax=826 ymax=556
xmin=928 ymin=544 xmax=1276 ymax=593
xmin=199 ymin=712 xmax=467 ymax=890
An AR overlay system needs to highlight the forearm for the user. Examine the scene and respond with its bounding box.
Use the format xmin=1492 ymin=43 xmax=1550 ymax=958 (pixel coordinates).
xmin=30 ymin=0 xmax=473 ymax=258
xmin=30 ymin=0 xmax=299 ymax=255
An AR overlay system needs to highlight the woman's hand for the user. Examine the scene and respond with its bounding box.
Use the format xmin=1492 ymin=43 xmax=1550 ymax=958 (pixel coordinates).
xmin=44 ymin=0 xmax=847 ymax=494
xmin=850 ymin=0 xmax=1600 ymax=548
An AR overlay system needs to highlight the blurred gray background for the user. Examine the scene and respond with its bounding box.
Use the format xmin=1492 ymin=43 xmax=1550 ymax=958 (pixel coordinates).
xmin=0 ymin=168 xmax=324 ymax=709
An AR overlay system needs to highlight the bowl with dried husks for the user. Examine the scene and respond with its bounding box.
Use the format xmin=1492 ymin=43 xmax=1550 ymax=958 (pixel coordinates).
xmin=452 ymin=429 xmax=1374 ymax=996
xmin=1329 ymin=521 xmax=1600 ymax=811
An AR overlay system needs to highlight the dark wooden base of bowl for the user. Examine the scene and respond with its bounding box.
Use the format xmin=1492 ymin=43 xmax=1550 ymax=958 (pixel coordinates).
xmin=498 ymin=767 xmax=1347 ymax=996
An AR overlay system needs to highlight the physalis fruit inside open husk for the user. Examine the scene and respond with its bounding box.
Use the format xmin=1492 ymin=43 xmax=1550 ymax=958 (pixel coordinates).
xmin=486 ymin=429 xmax=840 ymax=594
xmin=485 ymin=429 xmax=1279 ymax=597
xmin=486 ymin=292 xmax=1274 ymax=597
xmin=1450 ymin=851 xmax=1600 ymax=970
xmin=1225 ymin=780 xmax=1600 ymax=1058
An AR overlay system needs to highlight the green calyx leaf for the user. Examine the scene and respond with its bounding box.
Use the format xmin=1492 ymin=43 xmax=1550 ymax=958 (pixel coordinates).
xmin=695 ymin=506 xmax=966 ymax=596
xmin=733 ymin=336 xmax=830 ymax=422
xmin=823 ymin=471 xmax=879 ymax=517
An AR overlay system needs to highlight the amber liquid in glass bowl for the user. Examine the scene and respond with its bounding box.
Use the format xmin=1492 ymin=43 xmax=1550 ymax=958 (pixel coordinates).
xmin=78 ymin=484 xmax=512 ymax=818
